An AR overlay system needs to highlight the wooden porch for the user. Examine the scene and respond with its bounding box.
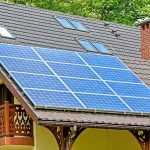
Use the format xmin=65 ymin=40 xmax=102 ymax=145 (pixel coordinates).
xmin=0 ymin=101 xmax=34 ymax=146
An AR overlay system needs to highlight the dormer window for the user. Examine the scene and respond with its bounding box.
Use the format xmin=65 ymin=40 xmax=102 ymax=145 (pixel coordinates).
xmin=0 ymin=26 xmax=14 ymax=38
xmin=55 ymin=17 xmax=88 ymax=31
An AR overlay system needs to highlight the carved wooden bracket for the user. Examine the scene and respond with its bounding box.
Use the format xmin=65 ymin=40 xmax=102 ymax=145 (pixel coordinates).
xmin=47 ymin=125 xmax=85 ymax=150
xmin=131 ymin=130 xmax=150 ymax=150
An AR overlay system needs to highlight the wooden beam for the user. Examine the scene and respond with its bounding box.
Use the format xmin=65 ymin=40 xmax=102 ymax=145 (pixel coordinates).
xmin=131 ymin=130 xmax=150 ymax=150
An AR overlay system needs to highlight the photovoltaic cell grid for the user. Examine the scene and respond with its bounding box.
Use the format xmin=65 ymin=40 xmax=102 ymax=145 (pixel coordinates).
xmin=0 ymin=44 xmax=150 ymax=113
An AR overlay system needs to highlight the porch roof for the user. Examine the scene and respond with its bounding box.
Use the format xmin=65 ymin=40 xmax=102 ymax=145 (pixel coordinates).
xmin=1 ymin=66 xmax=150 ymax=130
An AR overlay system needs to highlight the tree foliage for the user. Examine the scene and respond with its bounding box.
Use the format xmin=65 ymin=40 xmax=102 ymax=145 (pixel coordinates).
xmin=2 ymin=0 xmax=150 ymax=26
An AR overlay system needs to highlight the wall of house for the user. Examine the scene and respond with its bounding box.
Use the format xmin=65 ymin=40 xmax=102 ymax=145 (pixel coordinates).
xmin=72 ymin=128 xmax=141 ymax=150
xmin=0 ymin=145 xmax=33 ymax=150
xmin=33 ymin=125 xmax=141 ymax=150
xmin=34 ymin=125 xmax=59 ymax=150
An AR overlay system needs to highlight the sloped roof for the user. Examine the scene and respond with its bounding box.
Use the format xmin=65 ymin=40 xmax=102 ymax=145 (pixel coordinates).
xmin=0 ymin=2 xmax=149 ymax=87
xmin=0 ymin=2 xmax=150 ymax=129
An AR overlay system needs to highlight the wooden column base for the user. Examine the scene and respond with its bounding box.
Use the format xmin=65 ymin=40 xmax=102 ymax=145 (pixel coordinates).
xmin=0 ymin=137 xmax=34 ymax=146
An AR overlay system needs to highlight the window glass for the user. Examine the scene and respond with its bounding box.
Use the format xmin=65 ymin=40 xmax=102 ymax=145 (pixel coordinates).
xmin=70 ymin=20 xmax=87 ymax=31
xmin=78 ymin=39 xmax=98 ymax=52
xmin=56 ymin=17 xmax=74 ymax=29
xmin=0 ymin=27 xmax=14 ymax=38
xmin=92 ymin=42 xmax=110 ymax=54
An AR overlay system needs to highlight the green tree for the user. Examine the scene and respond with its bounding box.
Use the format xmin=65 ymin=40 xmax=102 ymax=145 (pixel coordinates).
xmin=2 ymin=0 xmax=150 ymax=26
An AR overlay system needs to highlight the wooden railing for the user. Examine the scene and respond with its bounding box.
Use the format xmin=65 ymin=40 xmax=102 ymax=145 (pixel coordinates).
xmin=0 ymin=101 xmax=33 ymax=137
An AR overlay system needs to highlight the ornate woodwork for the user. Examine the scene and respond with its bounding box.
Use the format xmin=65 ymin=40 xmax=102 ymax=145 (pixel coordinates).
xmin=47 ymin=125 xmax=85 ymax=150
xmin=131 ymin=130 xmax=150 ymax=150
xmin=0 ymin=101 xmax=33 ymax=146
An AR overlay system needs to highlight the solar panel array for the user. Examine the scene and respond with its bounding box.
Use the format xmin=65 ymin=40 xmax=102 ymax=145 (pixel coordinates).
xmin=1 ymin=44 xmax=150 ymax=113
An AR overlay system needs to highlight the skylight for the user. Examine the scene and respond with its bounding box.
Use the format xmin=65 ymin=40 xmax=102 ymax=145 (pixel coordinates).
xmin=77 ymin=39 xmax=98 ymax=52
xmin=56 ymin=17 xmax=88 ymax=31
xmin=92 ymin=41 xmax=110 ymax=54
xmin=0 ymin=26 xmax=14 ymax=38
xmin=77 ymin=39 xmax=110 ymax=54
xmin=56 ymin=17 xmax=75 ymax=29
xmin=70 ymin=20 xmax=87 ymax=31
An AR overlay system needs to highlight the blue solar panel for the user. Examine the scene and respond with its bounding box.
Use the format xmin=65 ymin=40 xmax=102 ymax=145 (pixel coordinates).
xmin=75 ymin=93 xmax=130 ymax=111
xmin=24 ymin=89 xmax=84 ymax=108
xmin=93 ymin=67 xmax=142 ymax=83
xmin=0 ymin=57 xmax=53 ymax=75
xmin=79 ymin=52 xmax=127 ymax=69
xmin=1 ymin=43 xmax=150 ymax=114
xmin=11 ymin=72 xmax=68 ymax=91
xmin=35 ymin=48 xmax=85 ymax=64
xmin=0 ymin=44 xmax=40 ymax=60
xmin=107 ymin=82 xmax=150 ymax=97
xmin=121 ymin=97 xmax=150 ymax=112
xmin=48 ymin=62 xmax=98 ymax=79
xmin=61 ymin=77 xmax=114 ymax=94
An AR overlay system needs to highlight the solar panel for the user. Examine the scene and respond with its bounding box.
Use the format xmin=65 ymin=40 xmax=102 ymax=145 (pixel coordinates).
xmin=93 ymin=67 xmax=142 ymax=83
xmin=24 ymin=89 xmax=84 ymax=109
xmin=107 ymin=82 xmax=150 ymax=97
xmin=75 ymin=93 xmax=130 ymax=111
xmin=35 ymin=48 xmax=85 ymax=64
xmin=79 ymin=52 xmax=127 ymax=69
xmin=1 ymin=43 xmax=150 ymax=114
xmin=121 ymin=97 xmax=150 ymax=113
xmin=48 ymin=62 xmax=98 ymax=79
xmin=11 ymin=72 xmax=68 ymax=91
xmin=0 ymin=57 xmax=53 ymax=75
xmin=0 ymin=44 xmax=40 ymax=60
xmin=61 ymin=77 xmax=114 ymax=94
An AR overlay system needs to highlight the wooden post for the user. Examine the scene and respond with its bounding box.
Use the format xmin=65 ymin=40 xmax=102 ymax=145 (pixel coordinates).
xmin=144 ymin=132 xmax=150 ymax=150
xmin=47 ymin=126 xmax=85 ymax=150
xmin=4 ymin=101 xmax=9 ymax=136
xmin=131 ymin=130 xmax=150 ymax=150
